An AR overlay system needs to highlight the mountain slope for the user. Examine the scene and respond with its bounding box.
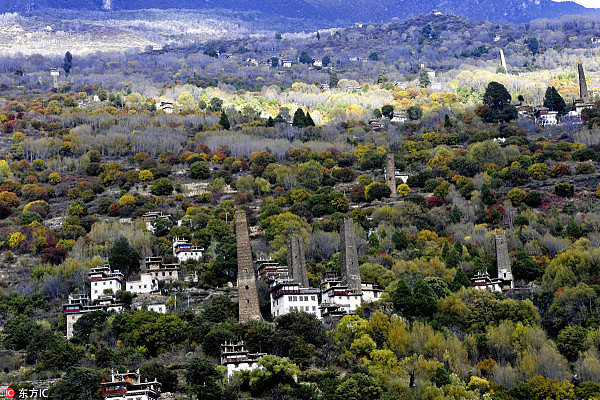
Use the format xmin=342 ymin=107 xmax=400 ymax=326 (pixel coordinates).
xmin=3 ymin=0 xmax=599 ymax=24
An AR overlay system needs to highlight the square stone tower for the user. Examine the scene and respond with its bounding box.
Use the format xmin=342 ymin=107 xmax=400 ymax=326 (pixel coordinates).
xmin=495 ymin=231 xmax=513 ymax=288
xmin=235 ymin=211 xmax=261 ymax=323
xmin=385 ymin=153 xmax=397 ymax=198
xmin=287 ymin=236 xmax=309 ymax=288
xmin=577 ymin=61 xmax=590 ymax=103
xmin=340 ymin=218 xmax=362 ymax=295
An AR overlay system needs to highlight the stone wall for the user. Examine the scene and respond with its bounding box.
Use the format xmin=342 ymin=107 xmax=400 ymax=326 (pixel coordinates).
xmin=235 ymin=211 xmax=261 ymax=323
xmin=340 ymin=218 xmax=362 ymax=294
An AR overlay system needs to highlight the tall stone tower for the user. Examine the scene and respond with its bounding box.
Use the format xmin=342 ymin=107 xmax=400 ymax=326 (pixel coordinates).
xmin=50 ymin=68 xmax=59 ymax=90
xmin=385 ymin=153 xmax=397 ymax=198
xmin=499 ymin=49 xmax=508 ymax=73
xmin=340 ymin=218 xmax=362 ymax=295
xmin=495 ymin=231 xmax=513 ymax=288
xmin=577 ymin=61 xmax=590 ymax=103
xmin=287 ymin=236 xmax=309 ymax=288
xmin=235 ymin=211 xmax=261 ymax=323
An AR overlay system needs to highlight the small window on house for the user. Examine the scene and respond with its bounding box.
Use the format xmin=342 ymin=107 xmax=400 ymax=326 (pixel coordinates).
xmin=246 ymin=299 xmax=250 ymax=304
xmin=245 ymin=285 xmax=249 ymax=290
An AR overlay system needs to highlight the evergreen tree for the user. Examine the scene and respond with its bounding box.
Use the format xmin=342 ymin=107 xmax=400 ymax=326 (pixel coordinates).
xmin=219 ymin=112 xmax=230 ymax=130
xmin=376 ymin=68 xmax=388 ymax=84
xmin=413 ymin=279 xmax=438 ymax=317
xmin=322 ymin=55 xmax=331 ymax=67
xmin=451 ymin=267 xmax=471 ymax=291
xmin=392 ymin=229 xmax=409 ymax=250
xmin=299 ymin=51 xmax=312 ymax=64
xmin=329 ymin=71 xmax=339 ymax=88
xmin=316 ymin=31 xmax=321 ymax=40
xmin=304 ymin=111 xmax=315 ymax=127
xmin=381 ymin=104 xmax=394 ymax=119
xmin=483 ymin=81 xmax=511 ymax=110
xmin=292 ymin=108 xmax=307 ymax=127
xmin=108 ymin=236 xmax=140 ymax=279
xmin=392 ymin=279 xmax=414 ymax=317
xmin=543 ymin=86 xmax=567 ymax=116
xmin=63 ymin=51 xmax=72 ymax=74
xmin=419 ymin=68 xmax=431 ymax=88
xmin=266 ymin=116 xmax=274 ymax=127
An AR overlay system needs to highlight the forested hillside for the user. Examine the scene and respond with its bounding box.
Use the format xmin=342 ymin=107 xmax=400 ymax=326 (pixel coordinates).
xmin=2 ymin=9 xmax=600 ymax=400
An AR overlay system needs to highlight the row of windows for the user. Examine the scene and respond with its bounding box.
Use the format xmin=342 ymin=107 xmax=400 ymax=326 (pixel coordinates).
xmin=289 ymin=295 xmax=316 ymax=302
xmin=93 ymin=281 xmax=121 ymax=286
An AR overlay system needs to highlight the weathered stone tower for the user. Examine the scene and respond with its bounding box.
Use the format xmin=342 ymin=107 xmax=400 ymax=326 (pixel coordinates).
xmin=340 ymin=218 xmax=362 ymax=295
xmin=287 ymin=236 xmax=309 ymax=288
xmin=577 ymin=61 xmax=590 ymax=103
xmin=495 ymin=231 xmax=513 ymax=288
xmin=499 ymin=49 xmax=508 ymax=73
xmin=385 ymin=153 xmax=397 ymax=198
xmin=235 ymin=211 xmax=261 ymax=323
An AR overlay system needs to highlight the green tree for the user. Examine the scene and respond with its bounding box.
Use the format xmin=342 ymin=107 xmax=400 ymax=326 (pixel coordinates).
xmin=525 ymin=36 xmax=540 ymax=55
xmin=430 ymin=366 xmax=451 ymax=387
xmin=365 ymin=182 xmax=391 ymax=201
xmin=140 ymin=361 xmax=178 ymax=393
xmin=381 ymin=104 xmax=394 ymax=119
xmin=73 ymin=310 xmax=108 ymax=343
xmin=392 ymin=279 xmax=414 ymax=317
xmin=413 ymin=279 xmax=438 ymax=317
xmin=554 ymin=182 xmax=575 ymax=198
xmin=512 ymin=249 xmax=543 ymax=281
xmin=376 ymin=68 xmax=388 ymax=84
xmin=392 ymin=229 xmax=409 ymax=250
xmin=299 ymin=51 xmax=312 ymax=64
xmin=108 ymin=236 xmax=140 ymax=279
xmin=451 ymin=267 xmax=472 ymax=291
xmin=329 ymin=71 xmax=339 ymax=88
xmin=49 ymin=367 xmax=101 ymax=400
xmin=334 ymin=373 xmax=383 ymax=400
xmin=190 ymin=161 xmax=210 ymax=179
xmin=407 ymin=105 xmax=422 ymax=120
xmin=63 ymin=51 xmax=72 ymax=74
xmin=368 ymin=52 xmax=379 ymax=61
xmin=293 ymin=108 xmax=307 ymax=128
xmin=557 ymin=325 xmax=588 ymax=362
xmin=543 ymin=86 xmax=567 ymax=116
xmin=185 ymin=357 xmax=223 ymax=400
xmin=483 ymin=81 xmax=512 ymax=110
xmin=151 ymin=178 xmax=173 ymax=196
xmin=297 ymin=160 xmax=323 ymax=189
xmin=419 ymin=68 xmax=431 ymax=88
xmin=305 ymin=111 xmax=315 ymax=127
xmin=219 ymin=112 xmax=231 ymax=130
xmin=247 ymin=355 xmax=300 ymax=396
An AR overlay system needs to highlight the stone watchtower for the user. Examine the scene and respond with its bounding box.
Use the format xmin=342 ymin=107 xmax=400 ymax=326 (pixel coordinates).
xmin=385 ymin=153 xmax=397 ymax=198
xmin=287 ymin=236 xmax=309 ymax=288
xmin=577 ymin=61 xmax=590 ymax=103
xmin=340 ymin=218 xmax=362 ymax=295
xmin=495 ymin=231 xmax=513 ymax=288
xmin=235 ymin=211 xmax=261 ymax=323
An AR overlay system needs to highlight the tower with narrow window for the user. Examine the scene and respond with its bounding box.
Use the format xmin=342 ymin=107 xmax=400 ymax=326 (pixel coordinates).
xmin=340 ymin=218 xmax=362 ymax=295
xmin=235 ymin=211 xmax=261 ymax=322
xmin=287 ymin=236 xmax=309 ymax=287
xmin=385 ymin=153 xmax=397 ymax=198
